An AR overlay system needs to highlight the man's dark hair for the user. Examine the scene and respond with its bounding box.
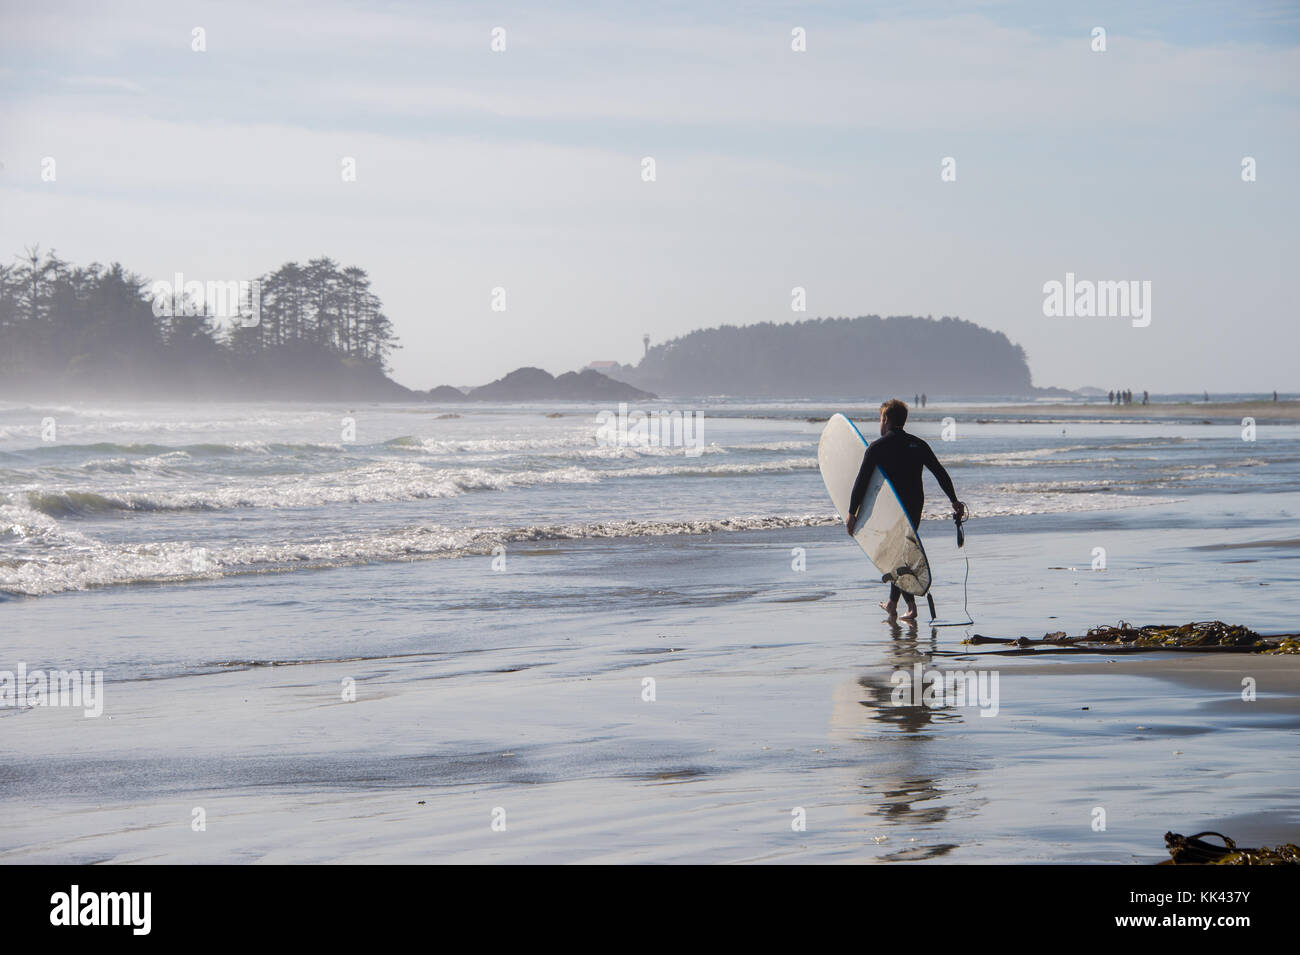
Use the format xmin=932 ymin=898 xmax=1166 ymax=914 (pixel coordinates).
xmin=880 ymin=399 xmax=908 ymax=428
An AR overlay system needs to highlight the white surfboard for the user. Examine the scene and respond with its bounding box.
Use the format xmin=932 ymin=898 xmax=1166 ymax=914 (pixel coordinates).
xmin=817 ymin=413 xmax=932 ymax=596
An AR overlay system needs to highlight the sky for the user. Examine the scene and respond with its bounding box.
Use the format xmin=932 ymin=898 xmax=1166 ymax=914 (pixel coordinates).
xmin=0 ymin=0 xmax=1297 ymax=392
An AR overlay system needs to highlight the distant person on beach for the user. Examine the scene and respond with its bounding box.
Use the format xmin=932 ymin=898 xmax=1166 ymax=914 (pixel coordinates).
xmin=1108 ymin=390 xmax=1114 ymax=405
xmin=921 ymin=393 xmax=927 ymax=408
xmin=1143 ymin=390 xmax=1149 ymax=405
xmin=1204 ymin=391 xmax=1209 ymax=402
xmin=1274 ymin=391 xmax=1278 ymax=402
xmin=846 ymin=399 xmax=964 ymax=621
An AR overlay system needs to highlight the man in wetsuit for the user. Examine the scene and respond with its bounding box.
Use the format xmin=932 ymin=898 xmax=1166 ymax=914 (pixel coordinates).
xmin=845 ymin=399 xmax=964 ymax=620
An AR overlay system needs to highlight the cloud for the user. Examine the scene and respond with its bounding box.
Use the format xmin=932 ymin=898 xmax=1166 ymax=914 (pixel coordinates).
xmin=0 ymin=0 xmax=1296 ymax=389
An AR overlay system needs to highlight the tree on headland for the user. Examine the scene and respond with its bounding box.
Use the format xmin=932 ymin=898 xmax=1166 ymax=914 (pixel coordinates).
xmin=0 ymin=248 xmax=404 ymax=399
xmin=611 ymin=314 xmax=1037 ymax=397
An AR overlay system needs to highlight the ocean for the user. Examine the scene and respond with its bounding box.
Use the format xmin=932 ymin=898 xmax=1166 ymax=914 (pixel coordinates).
xmin=4 ymin=397 xmax=1296 ymax=602
xmin=2 ymin=398 xmax=1298 ymax=863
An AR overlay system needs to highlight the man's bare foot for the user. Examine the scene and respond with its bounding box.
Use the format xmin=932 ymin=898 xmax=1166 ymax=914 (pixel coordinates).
xmin=898 ymin=603 xmax=918 ymax=620
xmin=879 ymin=600 xmax=897 ymax=616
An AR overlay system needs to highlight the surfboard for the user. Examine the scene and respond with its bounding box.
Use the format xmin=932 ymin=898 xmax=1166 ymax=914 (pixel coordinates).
xmin=817 ymin=413 xmax=932 ymax=596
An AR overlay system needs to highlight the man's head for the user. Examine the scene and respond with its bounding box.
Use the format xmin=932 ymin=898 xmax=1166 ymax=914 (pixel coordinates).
xmin=879 ymin=399 xmax=908 ymax=435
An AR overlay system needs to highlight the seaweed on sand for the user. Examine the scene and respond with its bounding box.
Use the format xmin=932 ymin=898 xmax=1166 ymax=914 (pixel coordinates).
xmin=964 ymin=621 xmax=1300 ymax=654
xmin=1161 ymin=831 xmax=1300 ymax=865
xmin=1085 ymin=621 xmax=1268 ymax=650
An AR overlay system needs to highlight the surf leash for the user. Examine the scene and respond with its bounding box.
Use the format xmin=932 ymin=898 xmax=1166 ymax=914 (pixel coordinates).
xmin=929 ymin=509 xmax=972 ymax=626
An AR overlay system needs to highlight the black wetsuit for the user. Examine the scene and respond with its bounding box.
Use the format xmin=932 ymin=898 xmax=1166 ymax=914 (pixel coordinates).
xmin=848 ymin=427 xmax=959 ymax=601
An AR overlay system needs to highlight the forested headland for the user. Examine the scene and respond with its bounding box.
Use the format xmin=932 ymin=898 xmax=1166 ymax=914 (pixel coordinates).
xmin=608 ymin=315 xmax=1042 ymax=397
xmin=1 ymin=249 xmax=1052 ymax=402
xmin=0 ymin=247 xmax=411 ymax=400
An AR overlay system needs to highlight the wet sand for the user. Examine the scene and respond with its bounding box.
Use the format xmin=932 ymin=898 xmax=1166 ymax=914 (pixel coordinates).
xmin=3 ymin=515 xmax=1298 ymax=864
xmin=3 ymin=637 xmax=1296 ymax=864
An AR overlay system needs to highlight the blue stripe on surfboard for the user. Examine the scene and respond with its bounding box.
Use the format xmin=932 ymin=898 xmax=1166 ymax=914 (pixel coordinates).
xmin=835 ymin=412 xmax=932 ymax=587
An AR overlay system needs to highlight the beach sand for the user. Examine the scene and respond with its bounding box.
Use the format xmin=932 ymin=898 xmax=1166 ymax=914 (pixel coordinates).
xmin=954 ymin=400 xmax=1300 ymax=423
xmin=4 ymin=515 xmax=1298 ymax=864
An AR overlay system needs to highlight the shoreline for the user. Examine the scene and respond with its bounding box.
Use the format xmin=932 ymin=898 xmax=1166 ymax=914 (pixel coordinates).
xmin=3 ymin=403 xmax=1297 ymax=864
xmin=953 ymin=400 xmax=1300 ymax=423
xmin=3 ymin=648 xmax=1296 ymax=864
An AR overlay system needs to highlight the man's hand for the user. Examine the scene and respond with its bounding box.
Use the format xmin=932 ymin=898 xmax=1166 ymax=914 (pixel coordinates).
xmin=952 ymin=500 xmax=966 ymax=522
xmin=846 ymin=513 xmax=858 ymax=536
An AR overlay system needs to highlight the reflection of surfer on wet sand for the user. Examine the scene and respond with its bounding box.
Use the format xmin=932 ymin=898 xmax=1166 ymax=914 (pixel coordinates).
xmin=839 ymin=400 xmax=964 ymax=620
